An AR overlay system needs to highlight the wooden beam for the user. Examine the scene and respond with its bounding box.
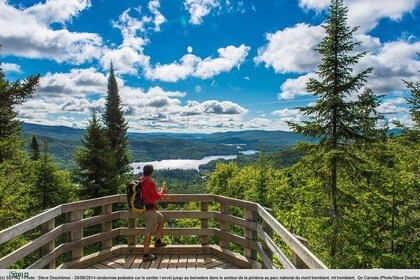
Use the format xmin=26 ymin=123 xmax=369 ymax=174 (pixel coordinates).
xmin=0 ymin=205 xmax=62 ymax=245
xmin=28 ymin=244 xmax=64 ymax=269
xmin=69 ymin=209 xmax=83 ymax=260
xmin=256 ymin=224 xmax=295 ymax=269
xmin=255 ymin=242 xmax=275 ymax=269
xmin=62 ymin=195 xmax=122 ymax=213
xmin=215 ymin=213 xmax=258 ymax=231
xmin=244 ymin=209 xmax=258 ymax=261
xmin=214 ymin=196 xmax=258 ymax=212
xmin=127 ymin=217 xmax=137 ymax=245
xmin=292 ymin=235 xmax=309 ymax=269
xmin=102 ymin=204 xmax=113 ymax=249
xmin=121 ymin=245 xmax=212 ymax=256
xmin=0 ymin=226 xmax=62 ymax=269
xmin=214 ymin=229 xmax=259 ymax=251
xmin=201 ymin=202 xmax=208 ymax=245
xmin=261 ymin=217 xmax=274 ymax=268
xmin=219 ymin=204 xmax=230 ymax=249
xmin=257 ymin=205 xmax=327 ymax=269
xmin=40 ymin=218 xmax=56 ymax=268
xmin=61 ymin=246 xmax=122 ymax=269
xmin=120 ymin=227 xmax=215 ymax=237
xmin=62 ymin=211 xmax=121 ymax=232
xmin=62 ymin=229 xmax=120 ymax=253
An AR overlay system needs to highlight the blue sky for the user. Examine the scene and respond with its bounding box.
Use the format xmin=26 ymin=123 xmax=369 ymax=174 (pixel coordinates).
xmin=1 ymin=0 xmax=419 ymax=132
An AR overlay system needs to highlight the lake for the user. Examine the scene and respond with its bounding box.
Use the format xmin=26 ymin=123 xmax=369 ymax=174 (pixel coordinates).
xmin=131 ymin=150 xmax=258 ymax=171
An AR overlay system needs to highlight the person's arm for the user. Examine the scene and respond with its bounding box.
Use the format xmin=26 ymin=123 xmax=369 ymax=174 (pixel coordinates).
xmin=149 ymin=180 xmax=165 ymax=200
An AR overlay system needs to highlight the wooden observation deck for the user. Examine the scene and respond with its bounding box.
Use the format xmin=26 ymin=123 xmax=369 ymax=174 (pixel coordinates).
xmin=0 ymin=195 xmax=327 ymax=269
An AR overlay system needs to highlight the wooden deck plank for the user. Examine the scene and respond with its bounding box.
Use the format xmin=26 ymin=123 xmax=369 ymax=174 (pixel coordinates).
xmin=187 ymin=255 xmax=197 ymax=269
xmin=125 ymin=255 xmax=136 ymax=269
xmin=131 ymin=255 xmax=143 ymax=269
xmin=113 ymin=256 xmax=127 ymax=266
xmin=167 ymin=254 xmax=179 ymax=269
xmin=92 ymin=263 xmax=113 ymax=269
xmin=100 ymin=260 xmax=124 ymax=269
xmin=177 ymin=255 xmax=188 ymax=269
xmin=140 ymin=257 xmax=152 ymax=269
xmin=158 ymin=255 xmax=170 ymax=269
xmin=196 ymin=255 xmax=206 ymax=268
xmin=148 ymin=255 xmax=162 ymax=269
xmin=203 ymin=259 xmax=225 ymax=269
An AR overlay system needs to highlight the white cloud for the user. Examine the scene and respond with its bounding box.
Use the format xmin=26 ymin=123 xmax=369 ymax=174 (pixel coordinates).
xmin=146 ymin=44 xmax=250 ymax=82
xmin=357 ymin=40 xmax=420 ymax=93
xmin=148 ymin=0 xmax=166 ymax=31
xmin=298 ymin=0 xmax=420 ymax=32
xmin=25 ymin=0 xmax=91 ymax=25
xmin=145 ymin=54 xmax=199 ymax=82
xmin=184 ymin=0 xmax=220 ymax=25
xmin=38 ymin=68 xmax=108 ymax=98
xmin=0 ymin=0 xmax=103 ymax=64
xmin=254 ymin=23 xmax=324 ymax=74
xmin=278 ymin=73 xmax=317 ymax=99
xmin=100 ymin=1 xmax=166 ymax=74
xmin=244 ymin=118 xmax=271 ymax=129
xmin=377 ymin=101 xmax=408 ymax=114
xmin=299 ymin=0 xmax=330 ymax=12
xmin=1 ymin=63 xmax=22 ymax=74
xmin=194 ymin=44 xmax=250 ymax=78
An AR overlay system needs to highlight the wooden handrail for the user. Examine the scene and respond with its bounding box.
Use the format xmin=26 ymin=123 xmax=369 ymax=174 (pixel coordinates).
xmin=0 ymin=194 xmax=327 ymax=269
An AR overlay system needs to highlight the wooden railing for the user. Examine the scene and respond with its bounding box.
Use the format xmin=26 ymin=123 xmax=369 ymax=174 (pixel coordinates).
xmin=0 ymin=194 xmax=327 ymax=269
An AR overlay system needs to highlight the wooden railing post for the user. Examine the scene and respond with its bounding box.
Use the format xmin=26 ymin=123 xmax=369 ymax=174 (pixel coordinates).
xmin=69 ymin=210 xmax=83 ymax=260
xmin=40 ymin=218 xmax=55 ymax=268
xmin=102 ymin=204 xmax=113 ymax=249
xmin=200 ymin=202 xmax=208 ymax=245
xmin=244 ymin=209 xmax=258 ymax=261
xmin=292 ymin=235 xmax=309 ymax=269
xmin=128 ymin=216 xmax=137 ymax=245
xmin=261 ymin=219 xmax=274 ymax=268
xmin=219 ymin=204 xmax=230 ymax=249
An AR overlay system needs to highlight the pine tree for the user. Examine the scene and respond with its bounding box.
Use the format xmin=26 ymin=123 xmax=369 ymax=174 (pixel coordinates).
xmin=30 ymin=139 xmax=76 ymax=212
xmin=0 ymin=53 xmax=40 ymax=162
xmin=288 ymin=0 xmax=381 ymax=263
xmin=30 ymin=135 xmax=40 ymax=161
xmin=395 ymin=62 xmax=420 ymax=140
xmin=102 ymin=64 xmax=130 ymax=183
xmin=75 ymin=111 xmax=118 ymax=199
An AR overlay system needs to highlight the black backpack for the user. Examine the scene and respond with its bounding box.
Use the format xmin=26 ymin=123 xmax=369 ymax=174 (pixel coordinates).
xmin=126 ymin=179 xmax=148 ymax=213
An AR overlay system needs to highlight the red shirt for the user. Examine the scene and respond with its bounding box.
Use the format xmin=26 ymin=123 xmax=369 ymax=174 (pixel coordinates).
xmin=139 ymin=176 xmax=165 ymax=210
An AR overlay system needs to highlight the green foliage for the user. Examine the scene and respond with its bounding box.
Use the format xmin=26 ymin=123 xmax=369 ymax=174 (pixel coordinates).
xmin=74 ymin=112 xmax=119 ymax=199
xmin=30 ymin=134 xmax=40 ymax=161
xmin=287 ymin=0 xmax=382 ymax=264
xmin=29 ymin=140 xmax=77 ymax=212
xmin=102 ymin=65 xmax=131 ymax=179
xmin=0 ymin=57 xmax=39 ymax=163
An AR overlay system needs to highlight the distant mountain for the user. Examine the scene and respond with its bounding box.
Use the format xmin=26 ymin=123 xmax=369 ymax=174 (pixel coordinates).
xmin=22 ymin=122 xmax=306 ymax=166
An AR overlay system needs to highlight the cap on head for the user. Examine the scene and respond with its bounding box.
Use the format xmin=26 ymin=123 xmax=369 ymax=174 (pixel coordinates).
xmin=143 ymin=164 xmax=154 ymax=176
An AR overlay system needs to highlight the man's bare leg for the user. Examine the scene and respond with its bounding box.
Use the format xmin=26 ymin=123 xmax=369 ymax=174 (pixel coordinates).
xmin=144 ymin=233 xmax=152 ymax=254
xmin=155 ymin=219 xmax=165 ymax=240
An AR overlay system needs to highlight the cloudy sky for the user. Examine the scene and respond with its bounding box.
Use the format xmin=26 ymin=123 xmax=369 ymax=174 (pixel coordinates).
xmin=1 ymin=0 xmax=419 ymax=132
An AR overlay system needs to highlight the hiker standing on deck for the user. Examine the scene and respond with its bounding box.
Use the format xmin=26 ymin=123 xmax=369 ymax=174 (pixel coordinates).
xmin=140 ymin=164 xmax=167 ymax=261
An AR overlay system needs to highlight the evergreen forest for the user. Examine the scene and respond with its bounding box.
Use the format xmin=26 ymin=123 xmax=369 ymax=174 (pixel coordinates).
xmin=0 ymin=0 xmax=418 ymax=269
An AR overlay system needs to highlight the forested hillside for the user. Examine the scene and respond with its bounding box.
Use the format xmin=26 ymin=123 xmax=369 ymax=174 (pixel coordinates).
xmin=1 ymin=0 xmax=418 ymax=270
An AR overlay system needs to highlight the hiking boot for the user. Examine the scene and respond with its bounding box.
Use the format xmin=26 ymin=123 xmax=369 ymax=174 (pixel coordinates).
xmin=143 ymin=254 xmax=157 ymax=261
xmin=154 ymin=240 xmax=167 ymax=248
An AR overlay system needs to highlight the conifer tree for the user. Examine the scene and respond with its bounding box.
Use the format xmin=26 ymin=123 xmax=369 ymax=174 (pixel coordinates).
xmin=75 ymin=111 xmax=118 ymax=199
xmin=31 ymin=139 xmax=76 ymax=211
xmin=102 ymin=64 xmax=130 ymax=182
xmin=0 ymin=52 xmax=40 ymax=162
xmin=30 ymin=135 xmax=40 ymax=161
xmin=288 ymin=0 xmax=381 ymax=262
